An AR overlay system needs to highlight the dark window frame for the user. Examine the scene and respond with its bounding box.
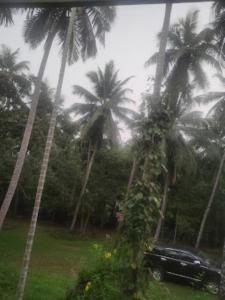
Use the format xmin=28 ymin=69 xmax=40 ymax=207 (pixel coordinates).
xmin=0 ymin=0 xmax=213 ymax=8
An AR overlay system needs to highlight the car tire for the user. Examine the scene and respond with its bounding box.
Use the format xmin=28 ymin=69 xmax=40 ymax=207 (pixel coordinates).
xmin=204 ymin=280 xmax=219 ymax=295
xmin=151 ymin=267 xmax=164 ymax=282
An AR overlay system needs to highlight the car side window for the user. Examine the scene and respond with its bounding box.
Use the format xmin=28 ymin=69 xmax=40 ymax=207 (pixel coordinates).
xmin=165 ymin=249 xmax=180 ymax=259
xmin=179 ymin=252 xmax=195 ymax=263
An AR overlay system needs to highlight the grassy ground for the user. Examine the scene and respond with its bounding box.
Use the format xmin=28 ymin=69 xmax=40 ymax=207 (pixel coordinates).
xmin=0 ymin=220 xmax=218 ymax=300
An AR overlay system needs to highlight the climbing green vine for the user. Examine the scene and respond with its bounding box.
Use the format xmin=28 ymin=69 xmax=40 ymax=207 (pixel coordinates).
xmin=66 ymin=103 xmax=172 ymax=300
xmin=117 ymin=103 xmax=171 ymax=299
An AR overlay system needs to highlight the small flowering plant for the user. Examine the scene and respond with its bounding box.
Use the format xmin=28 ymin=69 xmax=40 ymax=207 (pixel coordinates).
xmin=66 ymin=243 xmax=124 ymax=300
xmin=104 ymin=251 xmax=112 ymax=259
xmin=84 ymin=281 xmax=92 ymax=292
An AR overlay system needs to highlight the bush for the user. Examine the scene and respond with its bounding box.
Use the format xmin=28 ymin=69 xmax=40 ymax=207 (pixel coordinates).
xmin=65 ymin=244 xmax=128 ymax=300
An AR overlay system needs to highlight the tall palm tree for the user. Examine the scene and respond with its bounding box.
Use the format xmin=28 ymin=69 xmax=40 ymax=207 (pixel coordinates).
xmin=0 ymin=7 xmax=116 ymax=229
xmin=16 ymin=7 xmax=116 ymax=300
xmin=146 ymin=10 xmax=221 ymax=100
xmin=69 ymin=61 xmax=135 ymax=230
xmin=0 ymin=45 xmax=30 ymax=110
xmin=211 ymin=4 xmax=225 ymax=295
xmin=17 ymin=7 xmax=115 ymax=300
xmin=154 ymin=109 xmax=201 ymax=242
xmin=213 ymin=0 xmax=225 ymax=48
xmin=152 ymin=3 xmax=172 ymax=106
xmin=0 ymin=9 xmax=61 ymax=229
xmin=194 ymin=76 xmax=225 ymax=249
xmin=15 ymin=9 xmax=76 ymax=300
xmin=146 ymin=10 xmax=221 ymax=242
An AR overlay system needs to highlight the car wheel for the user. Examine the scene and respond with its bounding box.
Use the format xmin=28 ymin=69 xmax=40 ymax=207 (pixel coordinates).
xmin=204 ymin=281 xmax=219 ymax=295
xmin=151 ymin=267 xmax=164 ymax=282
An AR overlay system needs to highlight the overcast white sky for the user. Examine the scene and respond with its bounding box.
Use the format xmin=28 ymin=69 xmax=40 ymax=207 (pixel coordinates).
xmin=0 ymin=2 xmax=223 ymax=140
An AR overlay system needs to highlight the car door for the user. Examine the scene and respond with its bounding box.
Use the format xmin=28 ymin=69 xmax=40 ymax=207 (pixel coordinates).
xmin=179 ymin=252 xmax=204 ymax=282
xmin=162 ymin=249 xmax=187 ymax=278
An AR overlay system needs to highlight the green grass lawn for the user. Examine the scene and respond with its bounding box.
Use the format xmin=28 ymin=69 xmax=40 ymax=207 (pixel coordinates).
xmin=0 ymin=220 xmax=218 ymax=300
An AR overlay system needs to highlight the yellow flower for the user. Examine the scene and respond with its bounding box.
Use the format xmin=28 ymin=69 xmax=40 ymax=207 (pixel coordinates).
xmin=104 ymin=252 xmax=112 ymax=259
xmin=85 ymin=281 xmax=92 ymax=292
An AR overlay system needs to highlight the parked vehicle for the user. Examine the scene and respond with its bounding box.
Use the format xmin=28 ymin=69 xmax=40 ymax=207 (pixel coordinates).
xmin=144 ymin=244 xmax=221 ymax=294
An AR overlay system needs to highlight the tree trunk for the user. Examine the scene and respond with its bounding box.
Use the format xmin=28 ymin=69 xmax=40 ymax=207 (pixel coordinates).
xmin=82 ymin=211 xmax=91 ymax=235
xmin=15 ymin=8 xmax=76 ymax=300
xmin=173 ymin=212 xmax=178 ymax=244
xmin=154 ymin=174 xmax=169 ymax=242
xmin=70 ymin=143 xmax=97 ymax=231
xmin=0 ymin=28 xmax=56 ymax=230
xmin=13 ymin=188 xmax=19 ymax=217
xmin=152 ymin=3 xmax=172 ymax=105
xmin=79 ymin=210 xmax=84 ymax=231
xmin=195 ymin=150 xmax=225 ymax=249
xmin=126 ymin=157 xmax=137 ymax=198
xmin=220 ymin=240 xmax=225 ymax=299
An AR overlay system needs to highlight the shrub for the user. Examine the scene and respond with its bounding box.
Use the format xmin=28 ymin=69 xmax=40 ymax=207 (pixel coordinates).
xmin=65 ymin=244 xmax=129 ymax=300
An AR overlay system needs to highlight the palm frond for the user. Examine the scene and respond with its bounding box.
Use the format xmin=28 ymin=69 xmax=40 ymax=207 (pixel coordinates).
xmin=24 ymin=8 xmax=61 ymax=48
xmin=191 ymin=62 xmax=208 ymax=89
xmin=194 ymin=92 xmax=225 ymax=104
xmin=67 ymin=103 xmax=97 ymax=116
xmin=73 ymin=85 xmax=99 ymax=103
xmin=0 ymin=8 xmax=14 ymax=26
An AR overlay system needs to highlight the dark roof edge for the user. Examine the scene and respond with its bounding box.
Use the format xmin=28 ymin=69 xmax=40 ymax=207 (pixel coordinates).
xmin=0 ymin=0 xmax=213 ymax=8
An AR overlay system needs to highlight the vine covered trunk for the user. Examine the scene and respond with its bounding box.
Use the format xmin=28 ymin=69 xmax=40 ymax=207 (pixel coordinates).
xmin=154 ymin=173 xmax=169 ymax=242
xmin=117 ymin=4 xmax=172 ymax=299
xmin=126 ymin=156 xmax=137 ymax=198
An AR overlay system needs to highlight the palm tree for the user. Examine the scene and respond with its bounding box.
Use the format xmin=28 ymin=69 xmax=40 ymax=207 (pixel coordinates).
xmin=69 ymin=61 xmax=135 ymax=230
xmin=213 ymin=0 xmax=225 ymax=48
xmin=152 ymin=3 xmax=172 ymax=106
xmin=0 ymin=9 xmax=61 ymax=229
xmin=211 ymin=4 xmax=225 ymax=295
xmin=146 ymin=10 xmax=221 ymax=242
xmin=0 ymin=8 xmax=14 ymax=26
xmin=0 ymin=7 xmax=116 ymax=229
xmin=146 ymin=10 xmax=221 ymax=101
xmin=16 ymin=7 xmax=116 ymax=300
xmin=0 ymin=45 xmax=30 ymax=110
xmin=193 ymin=76 xmax=225 ymax=249
xmin=15 ymin=9 xmax=76 ymax=300
xmin=154 ymin=110 xmax=201 ymax=242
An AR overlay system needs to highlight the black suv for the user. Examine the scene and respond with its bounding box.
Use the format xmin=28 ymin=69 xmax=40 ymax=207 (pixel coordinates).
xmin=144 ymin=245 xmax=221 ymax=294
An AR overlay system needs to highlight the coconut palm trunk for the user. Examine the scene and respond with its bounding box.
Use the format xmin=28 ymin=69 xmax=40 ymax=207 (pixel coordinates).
xmin=154 ymin=174 xmax=169 ymax=242
xmin=15 ymin=8 xmax=76 ymax=300
xmin=70 ymin=142 xmax=97 ymax=231
xmin=82 ymin=210 xmax=91 ymax=234
xmin=195 ymin=150 xmax=225 ymax=249
xmin=126 ymin=156 xmax=137 ymax=198
xmin=0 ymin=27 xmax=56 ymax=229
xmin=220 ymin=240 xmax=225 ymax=299
xmin=173 ymin=212 xmax=178 ymax=244
xmin=152 ymin=3 xmax=172 ymax=104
